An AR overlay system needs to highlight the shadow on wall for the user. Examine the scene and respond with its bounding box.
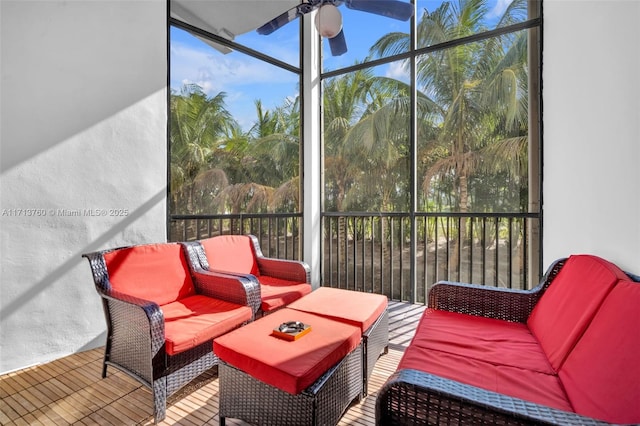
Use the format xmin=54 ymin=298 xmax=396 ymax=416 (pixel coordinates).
xmin=0 ymin=0 xmax=166 ymax=173
xmin=78 ymin=331 xmax=108 ymax=352
xmin=1 ymin=189 xmax=166 ymax=322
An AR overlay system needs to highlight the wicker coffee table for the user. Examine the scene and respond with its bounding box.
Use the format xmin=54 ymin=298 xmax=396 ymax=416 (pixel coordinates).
xmin=214 ymin=308 xmax=363 ymax=426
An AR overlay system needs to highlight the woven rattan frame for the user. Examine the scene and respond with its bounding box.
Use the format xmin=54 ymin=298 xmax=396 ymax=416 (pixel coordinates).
xmin=190 ymin=234 xmax=311 ymax=315
xmin=427 ymin=258 xmax=566 ymax=323
xmin=219 ymin=343 xmax=363 ymax=426
xmin=82 ymin=243 xmax=257 ymax=423
xmin=377 ymin=258 xmax=591 ymax=425
xmin=182 ymin=241 xmax=262 ymax=319
xmin=362 ymin=308 xmax=389 ymax=396
xmin=376 ymin=258 xmax=640 ymax=425
xmin=377 ymin=369 xmax=608 ymax=425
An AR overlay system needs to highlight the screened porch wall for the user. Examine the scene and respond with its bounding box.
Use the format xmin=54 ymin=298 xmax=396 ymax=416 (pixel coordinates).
xmin=169 ymin=211 xmax=539 ymax=303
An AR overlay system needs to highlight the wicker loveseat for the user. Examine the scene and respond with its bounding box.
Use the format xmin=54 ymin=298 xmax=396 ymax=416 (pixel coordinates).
xmin=185 ymin=234 xmax=312 ymax=315
xmin=376 ymin=254 xmax=640 ymax=425
xmin=83 ymin=242 xmax=258 ymax=423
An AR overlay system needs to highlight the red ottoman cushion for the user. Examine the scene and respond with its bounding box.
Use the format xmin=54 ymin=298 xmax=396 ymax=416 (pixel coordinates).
xmin=288 ymin=287 xmax=388 ymax=332
xmin=214 ymin=308 xmax=361 ymax=394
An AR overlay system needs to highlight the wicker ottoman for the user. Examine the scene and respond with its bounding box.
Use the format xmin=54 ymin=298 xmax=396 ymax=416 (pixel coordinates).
xmin=214 ymin=308 xmax=363 ymax=426
xmin=288 ymin=287 xmax=389 ymax=395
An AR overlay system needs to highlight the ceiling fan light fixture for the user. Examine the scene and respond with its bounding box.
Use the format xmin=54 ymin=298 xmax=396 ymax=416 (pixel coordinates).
xmin=315 ymin=4 xmax=342 ymax=38
xmin=258 ymin=0 xmax=413 ymax=56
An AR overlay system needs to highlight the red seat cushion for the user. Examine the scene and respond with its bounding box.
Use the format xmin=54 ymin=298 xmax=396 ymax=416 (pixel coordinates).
xmin=288 ymin=287 xmax=388 ymax=333
xmin=201 ymin=235 xmax=259 ymax=275
xmin=558 ymin=280 xmax=640 ymax=424
xmin=103 ymin=243 xmax=195 ymax=306
xmin=527 ymin=254 xmax=628 ymax=370
xmin=410 ymin=308 xmax=554 ymax=374
xmin=258 ymin=276 xmax=312 ymax=312
xmin=162 ymin=295 xmax=252 ymax=355
xmin=214 ymin=308 xmax=361 ymax=394
xmin=398 ymin=345 xmax=573 ymax=413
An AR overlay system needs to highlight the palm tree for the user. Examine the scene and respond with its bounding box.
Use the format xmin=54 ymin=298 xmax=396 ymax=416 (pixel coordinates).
xmin=171 ymin=85 xmax=303 ymax=218
xmin=370 ymin=0 xmax=530 ymax=277
xmin=193 ymin=95 xmax=302 ymax=224
xmin=246 ymin=98 xmax=301 ymax=195
xmin=323 ymin=68 xmax=375 ymax=272
xmin=343 ymin=76 xmax=444 ymax=212
xmin=170 ymin=84 xmax=235 ymax=214
xmin=323 ymin=68 xmax=374 ymax=213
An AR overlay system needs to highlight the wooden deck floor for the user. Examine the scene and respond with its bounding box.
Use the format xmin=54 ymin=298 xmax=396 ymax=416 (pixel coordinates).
xmin=0 ymin=301 xmax=426 ymax=426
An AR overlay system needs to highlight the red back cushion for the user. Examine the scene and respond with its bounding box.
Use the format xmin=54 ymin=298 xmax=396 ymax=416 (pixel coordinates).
xmin=527 ymin=254 xmax=628 ymax=370
xmin=558 ymin=280 xmax=640 ymax=424
xmin=201 ymin=235 xmax=259 ymax=275
xmin=103 ymin=243 xmax=195 ymax=305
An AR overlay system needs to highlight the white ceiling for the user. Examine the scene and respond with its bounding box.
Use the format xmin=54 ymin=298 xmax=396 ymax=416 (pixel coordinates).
xmin=171 ymin=0 xmax=300 ymax=52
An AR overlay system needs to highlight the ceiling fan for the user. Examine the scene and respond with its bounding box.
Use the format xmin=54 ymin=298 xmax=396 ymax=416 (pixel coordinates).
xmin=256 ymin=0 xmax=414 ymax=56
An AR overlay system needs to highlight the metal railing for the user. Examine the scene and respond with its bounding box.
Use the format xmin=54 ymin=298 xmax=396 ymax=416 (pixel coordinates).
xmin=169 ymin=211 xmax=541 ymax=304
xmin=169 ymin=213 xmax=303 ymax=260
xmin=322 ymin=212 xmax=540 ymax=304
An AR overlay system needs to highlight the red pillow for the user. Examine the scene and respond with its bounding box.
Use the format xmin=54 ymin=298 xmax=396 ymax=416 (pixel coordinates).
xmin=104 ymin=243 xmax=195 ymax=305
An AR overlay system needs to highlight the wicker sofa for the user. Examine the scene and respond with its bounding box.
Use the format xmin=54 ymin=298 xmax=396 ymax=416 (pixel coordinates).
xmin=376 ymin=254 xmax=640 ymax=425
xmin=185 ymin=234 xmax=312 ymax=315
xmin=83 ymin=242 xmax=258 ymax=423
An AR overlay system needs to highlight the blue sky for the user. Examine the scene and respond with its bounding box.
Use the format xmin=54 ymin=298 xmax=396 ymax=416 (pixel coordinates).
xmin=170 ymin=0 xmax=513 ymax=130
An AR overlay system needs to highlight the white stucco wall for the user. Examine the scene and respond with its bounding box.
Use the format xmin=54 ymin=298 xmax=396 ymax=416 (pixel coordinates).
xmin=542 ymin=0 xmax=640 ymax=273
xmin=0 ymin=0 xmax=167 ymax=373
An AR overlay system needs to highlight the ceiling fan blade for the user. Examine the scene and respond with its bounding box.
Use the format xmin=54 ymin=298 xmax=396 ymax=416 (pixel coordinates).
xmin=345 ymin=0 xmax=414 ymax=21
xmin=256 ymin=5 xmax=304 ymax=35
xmin=328 ymin=29 xmax=347 ymax=56
xmin=257 ymin=1 xmax=323 ymax=35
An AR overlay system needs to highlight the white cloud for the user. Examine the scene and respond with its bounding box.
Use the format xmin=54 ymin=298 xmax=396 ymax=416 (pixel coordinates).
xmin=385 ymin=61 xmax=410 ymax=82
xmin=236 ymin=32 xmax=300 ymax=66
xmin=170 ymin=40 xmax=297 ymax=95
xmin=488 ymin=0 xmax=513 ymax=18
xmin=170 ymin=40 xmax=299 ymax=131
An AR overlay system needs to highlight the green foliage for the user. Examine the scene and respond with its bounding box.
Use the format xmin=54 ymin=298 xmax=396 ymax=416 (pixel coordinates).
xmin=367 ymin=0 xmax=530 ymax=213
xmin=169 ymin=84 xmax=300 ymax=215
xmin=170 ymin=0 xmax=532 ymax=216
